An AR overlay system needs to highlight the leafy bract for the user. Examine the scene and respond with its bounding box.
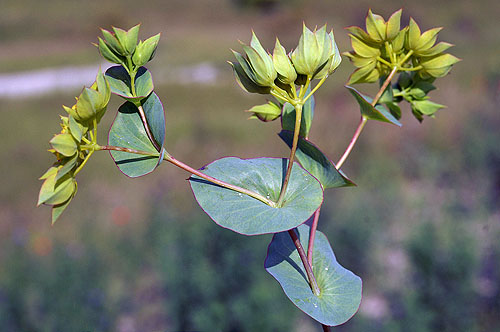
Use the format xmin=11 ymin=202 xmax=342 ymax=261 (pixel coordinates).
xmin=279 ymin=130 xmax=354 ymax=189
xmin=265 ymin=222 xmax=362 ymax=326
xmin=105 ymin=66 xmax=154 ymax=101
xmin=346 ymin=85 xmax=401 ymax=126
xmin=108 ymin=93 xmax=165 ymax=177
xmin=189 ymin=157 xmax=323 ymax=235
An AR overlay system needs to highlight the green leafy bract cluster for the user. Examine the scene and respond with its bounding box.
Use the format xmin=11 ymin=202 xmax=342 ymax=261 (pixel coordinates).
xmin=98 ymin=24 xmax=160 ymax=71
xmin=230 ymin=24 xmax=341 ymax=123
xmin=344 ymin=9 xmax=460 ymax=120
xmin=38 ymin=25 xmax=161 ymax=224
xmin=37 ymin=70 xmax=110 ymax=224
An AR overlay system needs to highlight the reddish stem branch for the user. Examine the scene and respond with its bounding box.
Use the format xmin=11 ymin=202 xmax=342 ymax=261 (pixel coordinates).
xmin=98 ymin=145 xmax=276 ymax=207
xmin=307 ymin=207 xmax=322 ymax=268
xmin=288 ymin=229 xmax=321 ymax=296
xmin=335 ymin=116 xmax=367 ymax=169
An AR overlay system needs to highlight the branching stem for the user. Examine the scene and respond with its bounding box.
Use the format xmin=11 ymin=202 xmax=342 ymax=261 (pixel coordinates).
xmin=307 ymin=206 xmax=322 ymax=268
xmin=97 ymin=145 xmax=276 ymax=207
xmin=288 ymin=229 xmax=321 ymax=296
xmin=276 ymin=103 xmax=303 ymax=207
xmin=337 ymin=66 xmax=398 ymax=169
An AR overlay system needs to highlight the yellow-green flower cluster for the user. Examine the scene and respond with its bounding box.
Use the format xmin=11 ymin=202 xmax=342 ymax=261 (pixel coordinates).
xmin=230 ymin=24 xmax=341 ymax=96
xmin=344 ymin=9 xmax=460 ymax=84
xmin=98 ymin=25 xmax=161 ymax=70
xmin=38 ymin=71 xmax=110 ymax=224
xmin=230 ymin=25 xmax=341 ymax=122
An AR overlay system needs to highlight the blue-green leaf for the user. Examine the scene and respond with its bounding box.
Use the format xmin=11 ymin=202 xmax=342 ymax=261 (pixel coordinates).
xmin=265 ymin=222 xmax=362 ymax=326
xmin=279 ymin=130 xmax=355 ymax=189
xmin=141 ymin=92 xmax=166 ymax=152
xmin=190 ymin=157 xmax=323 ymax=235
xmin=105 ymin=66 xmax=154 ymax=102
xmin=108 ymin=100 xmax=162 ymax=178
xmin=346 ymin=85 xmax=401 ymax=126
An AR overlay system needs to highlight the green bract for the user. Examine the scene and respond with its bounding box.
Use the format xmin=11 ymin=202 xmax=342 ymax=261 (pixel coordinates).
xmin=273 ymin=38 xmax=297 ymax=84
xmin=344 ymin=9 xmax=459 ymax=85
xmin=247 ymin=101 xmax=282 ymax=122
xmin=232 ymin=32 xmax=277 ymax=88
xmin=291 ymin=24 xmax=339 ymax=78
xmin=65 ymin=70 xmax=111 ymax=123
xmin=132 ymin=33 xmax=161 ymax=68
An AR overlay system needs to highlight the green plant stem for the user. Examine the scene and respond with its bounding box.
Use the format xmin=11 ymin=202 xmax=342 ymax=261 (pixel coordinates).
xmin=336 ymin=66 xmax=398 ymax=169
xmin=303 ymin=75 xmax=327 ymax=103
xmin=288 ymin=229 xmax=321 ymax=296
xmin=73 ymin=150 xmax=94 ymax=176
xmin=276 ymin=103 xmax=303 ymax=207
xmin=307 ymin=206 xmax=322 ymax=268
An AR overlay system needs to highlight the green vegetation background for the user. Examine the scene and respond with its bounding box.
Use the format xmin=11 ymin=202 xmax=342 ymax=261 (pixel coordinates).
xmin=1 ymin=0 xmax=499 ymax=331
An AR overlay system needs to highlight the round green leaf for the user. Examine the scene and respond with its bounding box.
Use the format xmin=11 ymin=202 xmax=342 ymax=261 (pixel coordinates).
xmin=141 ymin=92 xmax=166 ymax=150
xmin=108 ymin=101 xmax=162 ymax=178
xmin=189 ymin=157 xmax=323 ymax=235
xmin=105 ymin=66 xmax=154 ymax=101
xmin=265 ymin=223 xmax=362 ymax=326
xmin=279 ymin=130 xmax=355 ymax=189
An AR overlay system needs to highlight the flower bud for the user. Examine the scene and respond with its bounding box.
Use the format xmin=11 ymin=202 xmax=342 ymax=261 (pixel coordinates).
xmin=419 ymin=53 xmax=460 ymax=78
xmin=101 ymin=28 xmax=127 ymax=56
xmin=69 ymin=70 xmax=110 ymax=122
xmin=314 ymin=31 xmax=342 ymax=79
xmin=238 ymin=32 xmax=277 ymax=86
xmin=37 ymin=173 xmax=77 ymax=206
xmin=273 ymin=38 xmax=297 ymax=84
xmin=98 ymin=37 xmax=124 ymax=64
xmin=132 ymin=33 xmax=161 ymax=67
xmin=229 ymin=58 xmax=271 ymax=94
xmin=246 ymin=102 xmax=282 ymax=122
xmin=112 ymin=25 xmax=140 ymax=55
xmin=291 ymin=24 xmax=334 ymax=77
xmin=50 ymin=133 xmax=78 ymax=157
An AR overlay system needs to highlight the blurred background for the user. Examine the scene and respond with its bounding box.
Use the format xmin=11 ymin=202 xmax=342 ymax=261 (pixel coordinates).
xmin=1 ymin=0 xmax=499 ymax=331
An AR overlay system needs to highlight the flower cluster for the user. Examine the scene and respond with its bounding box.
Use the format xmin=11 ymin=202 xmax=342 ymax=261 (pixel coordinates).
xmin=344 ymin=9 xmax=460 ymax=85
xmin=38 ymin=71 xmax=110 ymax=223
xmin=98 ymin=24 xmax=160 ymax=71
xmin=230 ymin=24 xmax=341 ymax=122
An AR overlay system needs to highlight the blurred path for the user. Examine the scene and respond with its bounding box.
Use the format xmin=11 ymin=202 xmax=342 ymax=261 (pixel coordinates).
xmin=0 ymin=62 xmax=218 ymax=98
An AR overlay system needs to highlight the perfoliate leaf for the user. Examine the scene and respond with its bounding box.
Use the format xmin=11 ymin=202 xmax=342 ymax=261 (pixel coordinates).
xmin=265 ymin=222 xmax=362 ymax=326
xmin=190 ymin=157 xmax=323 ymax=235
xmin=108 ymin=100 xmax=163 ymax=178
xmin=105 ymin=66 xmax=154 ymax=101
